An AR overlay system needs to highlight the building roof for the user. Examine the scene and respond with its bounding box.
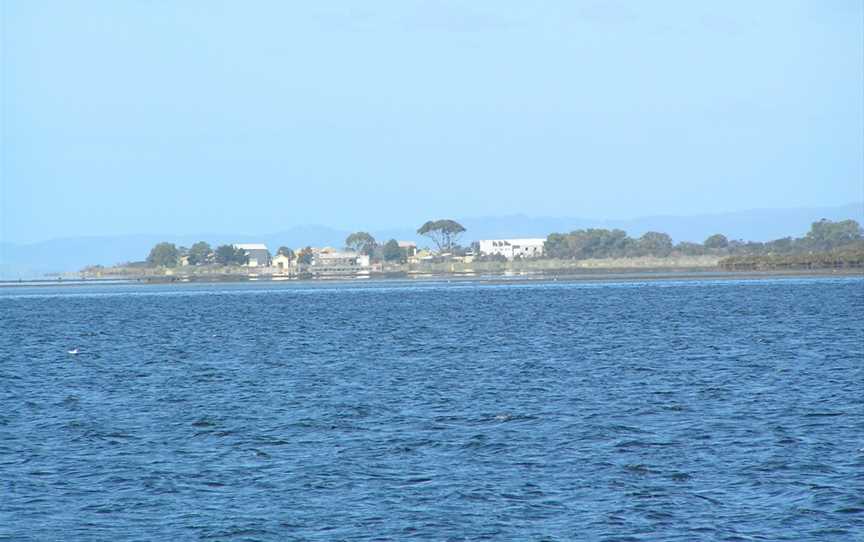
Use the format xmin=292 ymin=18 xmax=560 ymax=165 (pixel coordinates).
xmin=234 ymin=243 xmax=269 ymax=250
xmin=317 ymin=250 xmax=360 ymax=259
xmin=480 ymin=238 xmax=545 ymax=245
xmin=397 ymin=241 xmax=417 ymax=248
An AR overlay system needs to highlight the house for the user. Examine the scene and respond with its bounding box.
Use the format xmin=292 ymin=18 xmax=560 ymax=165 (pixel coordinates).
xmin=408 ymin=249 xmax=436 ymax=264
xmin=272 ymin=253 xmax=293 ymax=271
xmin=234 ymin=243 xmax=272 ymax=267
xmin=478 ymin=238 xmax=545 ymax=260
xmin=397 ymin=241 xmax=417 ymax=258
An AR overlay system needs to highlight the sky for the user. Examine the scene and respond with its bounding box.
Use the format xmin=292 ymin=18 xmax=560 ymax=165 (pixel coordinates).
xmin=1 ymin=0 xmax=862 ymax=244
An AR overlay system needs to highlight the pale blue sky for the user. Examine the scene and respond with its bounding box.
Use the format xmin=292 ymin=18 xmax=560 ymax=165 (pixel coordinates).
xmin=1 ymin=1 xmax=862 ymax=243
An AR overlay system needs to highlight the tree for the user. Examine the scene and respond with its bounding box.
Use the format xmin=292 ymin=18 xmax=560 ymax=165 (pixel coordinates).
xmin=417 ymin=219 xmax=465 ymax=254
xmin=544 ymin=229 xmax=633 ymax=259
xmin=188 ymin=241 xmax=212 ymax=265
xmin=544 ymin=233 xmax=570 ymax=259
xmin=345 ymin=232 xmax=377 ymax=255
xmin=214 ymin=244 xmax=247 ymax=266
xmin=704 ymin=234 xmax=729 ymax=250
xmin=676 ymin=242 xmax=705 ymax=256
xmin=764 ymin=237 xmax=795 ymax=253
xmin=382 ymin=239 xmax=404 ymax=262
xmin=637 ymin=232 xmax=673 ymax=257
xmin=146 ymin=242 xmax=180 ymax=267
xmin=296 ymin=247 xmax=314 ymax=265
xmin=277 ymin=246 xmax=295 ymax=260
xmin=805 ymin=219 xmax=863 ymax=250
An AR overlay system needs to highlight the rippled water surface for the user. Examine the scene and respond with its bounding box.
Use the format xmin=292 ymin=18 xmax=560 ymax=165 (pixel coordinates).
xmin=2 ymin=278 xmax=863 ymax=541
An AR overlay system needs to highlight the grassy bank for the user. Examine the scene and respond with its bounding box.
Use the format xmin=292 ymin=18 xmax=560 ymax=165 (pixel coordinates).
xmin=393 ymin=255 xmax=721 ymax=275
xmin=76 ymin=254 xmax=864 ymax=284
xmin=720 ymin=247 xmax=864 ymax=271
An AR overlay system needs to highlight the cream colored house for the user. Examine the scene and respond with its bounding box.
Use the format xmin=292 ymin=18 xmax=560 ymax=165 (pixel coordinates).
xmin=272 ymin=253 xmax=293 ymax=270
xmin=408 ymin=249 xmax=436 ymax=264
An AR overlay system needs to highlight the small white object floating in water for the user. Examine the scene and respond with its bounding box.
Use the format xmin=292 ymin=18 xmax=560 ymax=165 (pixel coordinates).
xmin=67 ymin=348 xmax=80 ymax=355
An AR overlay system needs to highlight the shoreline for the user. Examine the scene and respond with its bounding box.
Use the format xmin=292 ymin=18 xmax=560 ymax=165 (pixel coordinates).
xmin=2 ymin=268 xmax=861 ymax=289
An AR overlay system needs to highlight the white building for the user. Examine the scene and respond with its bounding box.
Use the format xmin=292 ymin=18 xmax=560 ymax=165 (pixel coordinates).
xmin=478 ymin=238 xmax=545 ymax=260
xmin=314 ymin=250 xmax=370 ymax=268
xmin=309 ymin=249 xmax=370 ymax=276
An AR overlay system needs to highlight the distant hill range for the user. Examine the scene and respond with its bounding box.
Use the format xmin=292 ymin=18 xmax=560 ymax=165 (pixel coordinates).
xmin=1 ymin=203 xmax=861 ymax=279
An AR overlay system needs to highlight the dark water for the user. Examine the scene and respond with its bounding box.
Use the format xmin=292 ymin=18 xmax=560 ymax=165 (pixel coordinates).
xmin=1 ymin=278 xmax=862 ymax=541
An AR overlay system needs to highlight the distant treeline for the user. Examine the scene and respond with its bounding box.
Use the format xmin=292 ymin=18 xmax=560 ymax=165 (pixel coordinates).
xmin=720 ymin=246 xmax=864 ymax=271
xmin=137 ymin=219 xmax=469 ymax=268
xmin=134 ymin=218 xmax=862 ymax=270
xmin=543 ymin=219 xmax=863 ymax=260
xmin=145 ymin=242 xmax=249 ymax=268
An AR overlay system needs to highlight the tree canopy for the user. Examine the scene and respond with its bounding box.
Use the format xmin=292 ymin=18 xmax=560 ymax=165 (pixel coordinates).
xmin=805 ymin=219 xmax=863 ymax=249
xmin=704 ymin=234 xmax=729 ymax=250
xmin=187 ymin=241 xmax=212 ymax=265
xmin=277 ymin=246 xmax=295 ymax=260
xmin=345 ymin=232 xmax=377 ymax=255
xmin=296 ymin=247 xmax=314 ymax=265
xmin=382 ymin=239 xmax=404 ymax=262
xmin=543 ymin=218 xmax=863 ymax=260
xmin=146 ymin=242 xmax=180 ymax=267
xmin=545 ymin=229 xmax=632 ymax=259
xmin=417 ymin=219 xmax=465 ymax=254
xmin=214 ymin=245 xmax=248 ymax=266
xmin=638 ymin=232 xmax=673 ymax=257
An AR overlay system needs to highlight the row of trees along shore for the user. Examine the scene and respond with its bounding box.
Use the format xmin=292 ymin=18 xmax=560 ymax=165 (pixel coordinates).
xmin=544 ymin=219 xmax=863 ymax=259
xmin=140 ymin=218 xmax=863 ymax=269
xmin=145 ymin=242 xmax=249 ymax=268
xmin=142 ymin=220 xmax=469 ymax=267
xmin=342 ymin=220 xmax=468 ymax=263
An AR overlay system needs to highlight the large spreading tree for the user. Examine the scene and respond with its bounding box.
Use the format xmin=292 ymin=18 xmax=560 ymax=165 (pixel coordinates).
xmin=805 ymin=219 xmax=863 ymax=250
xmin=417 ymin=219 xmax=465 ymax=254
xmin=345 ymin=232 xmax=377 ymax=255
xmin=146 ymin=242 xmax=180 ymax=267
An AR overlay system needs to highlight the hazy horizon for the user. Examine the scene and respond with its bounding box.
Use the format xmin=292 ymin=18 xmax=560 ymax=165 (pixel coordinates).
xmin=0 ymin=201 xmax=861 ymax=247
xmin=2 ymin=201 xmax=862 ymax=281
xmin=2 ymin=1 xmax=863 ymax=245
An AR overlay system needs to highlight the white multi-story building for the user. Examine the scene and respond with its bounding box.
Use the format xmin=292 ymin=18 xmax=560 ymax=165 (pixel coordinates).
xmin=314 ymin=250 xmax=370 ymax=268
xmin=478 ymin=238 xmax=545 ymax=260
xmin=309 ymin=249 xmax=370 ymax=276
